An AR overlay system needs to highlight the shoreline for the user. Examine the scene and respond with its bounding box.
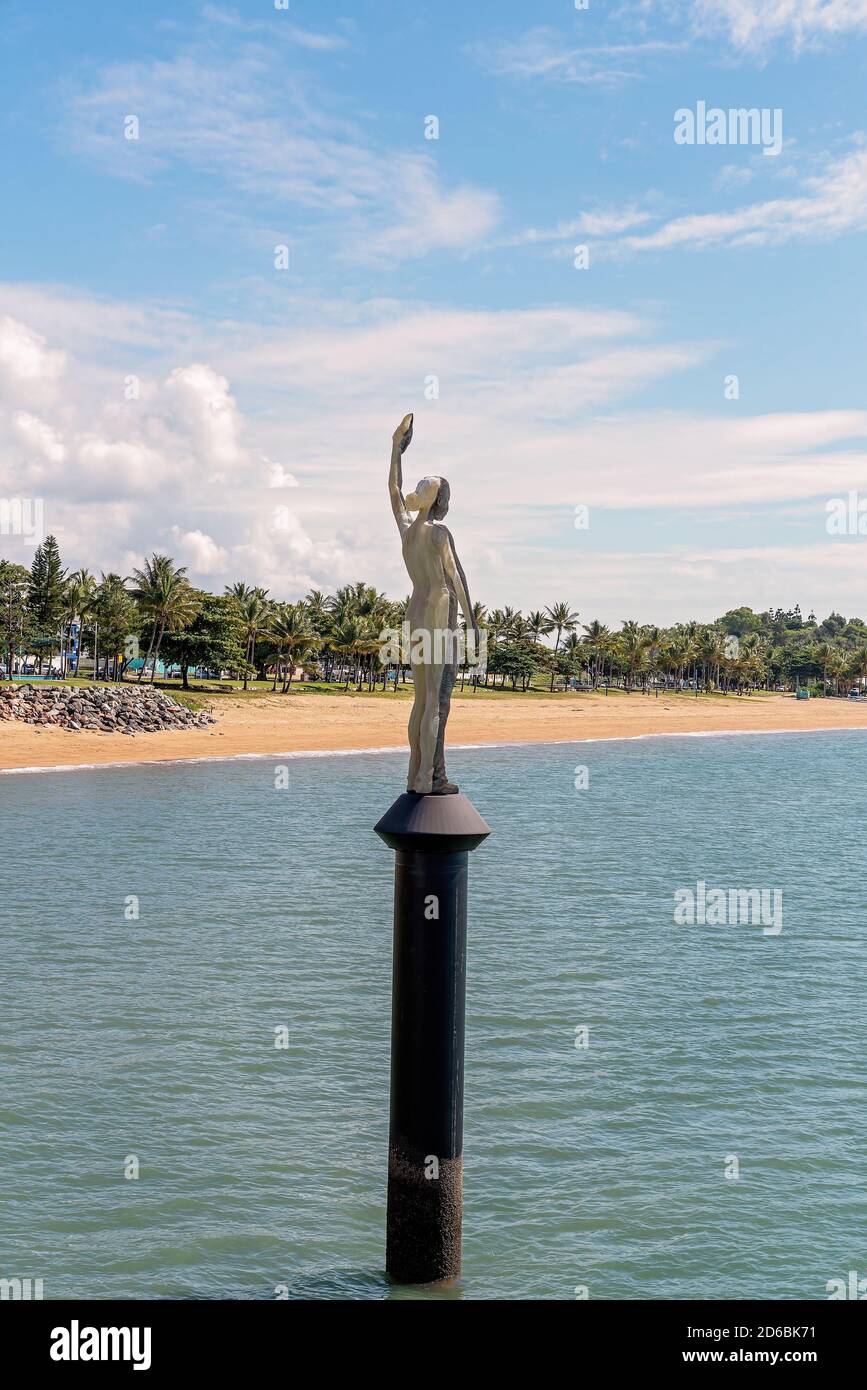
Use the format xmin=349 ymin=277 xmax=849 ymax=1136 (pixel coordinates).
xmin=3 ymin=689 xmax=867 ymax=775
xmin=4 ymin=722 xmax=867 ymax=776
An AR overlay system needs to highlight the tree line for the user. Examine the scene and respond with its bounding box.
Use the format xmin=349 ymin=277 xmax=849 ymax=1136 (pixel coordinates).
xmin=2 ymin=539 xmax=866 ymax=696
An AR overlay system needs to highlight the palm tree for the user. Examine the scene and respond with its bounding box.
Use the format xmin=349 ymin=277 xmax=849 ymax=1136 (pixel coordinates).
xmin=640 ymin=625 xmax=664 ymax=694
xmin=93 ymin=573 xmax=137 ymax=681
xmin=665 ymin=631 xmax=695 ymax=691
xmin=267 ymin=604 xmax=316 ymax=691
xmin=545 ymin=602 xmax=579 ymax=690
xmin=459 ymin=600 xmax=488 ymax=689
xmin=331 ymin=616 xmax=365 ymax=690
xmin=618 ymin=620 xmax=651 ymax=690
xmin=527 ymin=610 xmax=553 ymax=644
xmin=695 ymin=627 xmax=724 ymax=691
xmin=559 ymin=630 xmax=583 ymax=690
xmin=849 ymin=644 xmax=867 ymax=694
xmin=582 ymin=619 xmax=610 ymax=687
xmin=826 ymin=647 xmax=847 ymax=696
xmin=225 ymin=581 xmax=256 ymax=606
xmin=235 ymin=589 xmax=270 ymax=689
xmin=266 ymin=604 xmax=292 ymax=691
xmin=63 ymin=568 xmax=96 ymax=677
xmin=354 ymin=618 xmax=383 ymax=691
xmin=130 ymin=555 xmax=199 ymax=682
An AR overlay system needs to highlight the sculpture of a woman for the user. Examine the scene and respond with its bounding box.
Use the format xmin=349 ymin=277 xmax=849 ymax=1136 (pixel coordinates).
xmin=389 ymin=413 xmax=477 ymax=795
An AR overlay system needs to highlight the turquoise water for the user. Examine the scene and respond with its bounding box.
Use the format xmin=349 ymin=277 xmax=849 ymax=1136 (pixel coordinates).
xmin=1 ymin=733 xmax=865 ymax=1301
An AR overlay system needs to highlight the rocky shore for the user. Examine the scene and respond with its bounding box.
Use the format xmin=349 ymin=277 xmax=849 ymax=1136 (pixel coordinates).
xmin=0 ymin=683 xmax=216 ymax=734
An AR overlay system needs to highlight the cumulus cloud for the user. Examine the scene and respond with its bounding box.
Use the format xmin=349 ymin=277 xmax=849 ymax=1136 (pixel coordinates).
xmin=0 ymin=316 xmax=66 ymax=403
xmin=0 ymin=295 xmax=349 ymax=591
xmin=13 ymin=411 xmax=66 ymax=464
xmin=163 ymin=364 xmax=244 ymax=477
xmin=169 ymin=526 xmax=231 ymax=576
xmin=3 ymin=284 xmax=867 ymax=620
xmin=267 ymin=461 xmax=299 ymax=488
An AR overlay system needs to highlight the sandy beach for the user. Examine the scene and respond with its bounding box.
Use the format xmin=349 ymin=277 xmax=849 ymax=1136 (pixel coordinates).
xmin=3 ymin=687 xmax=867 ymax=773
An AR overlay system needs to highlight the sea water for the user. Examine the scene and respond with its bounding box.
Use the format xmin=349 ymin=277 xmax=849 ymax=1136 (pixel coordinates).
xmin=1 ymin=733 xmax=864 ymax=1300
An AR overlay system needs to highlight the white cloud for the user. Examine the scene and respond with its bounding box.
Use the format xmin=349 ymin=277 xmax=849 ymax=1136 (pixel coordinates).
xmin=169 ymin=526 xmax=231 ymax=575
xmin=267 ymin=461 xmax=299 ymax=489
xmin=4 ymin=283 xmax=867 ymax=620
xmin=66 ymin=45 xmax=500 ymax=260
xmin=469 ymin=28 xmax=681 ymax=85
xmin=619 ymin=146 xmax=867 ymax=253
xmin=692 ymin=0 xmax=867 ymax=51
xmin=0 ymin=316 xmax=66 ymax=402
xmin=500 ymin=207 xmax=655 ymax=250
xmin=163 ymin=363 xmax=243 ymax=476
xmin=13 ymin=411 xmax=66 ymax=464
xmin=199 ymin=4 xmax=348 ymax=50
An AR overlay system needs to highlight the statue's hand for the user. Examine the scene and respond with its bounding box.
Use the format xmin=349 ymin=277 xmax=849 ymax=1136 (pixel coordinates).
xmin=392 ymin=413 xmax=414 ymax=453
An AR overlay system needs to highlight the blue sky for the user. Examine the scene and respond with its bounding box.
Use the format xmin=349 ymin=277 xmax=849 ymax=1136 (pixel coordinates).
xmin=2 ymin=0 xmax=867 ymax=623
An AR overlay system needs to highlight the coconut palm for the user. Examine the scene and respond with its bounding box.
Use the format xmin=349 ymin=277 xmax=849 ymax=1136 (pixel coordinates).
xmin=63 ymin=568 xmax=97 ymax=676
xmin=618 ymin=620 xmax=651 ymax=690
xmin=233 ymin=588 xmax=270 ymax=689
xmin=224 ymin=581 xmax=256 ymax=606
xmin=130 ymin=555 xmax=199 ymax=682
xmin=353 ymin=618 xmax=383 ymax=691
xmin=849 ymin=644 xmax=867 ymax=693
xmin=545 ymin=601 xmax=579 ymax=689
xmin=581 ymin=619 xmax=609 ymax=687
xmin=696 ymin=627 xmax=725 ymax=691
xmin=527 ymin=610 xmax=554 ymax=645
xmin=331 ymin=616 xmax=365 ymax=690
xmin=267 ymin=603 xmax=316 ymax=691
xmin=457 ymin=600 xmax=488 ymax=689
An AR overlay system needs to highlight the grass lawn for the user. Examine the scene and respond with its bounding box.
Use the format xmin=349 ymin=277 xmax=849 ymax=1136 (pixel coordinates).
xmin=0 ymin=676 xmax=791 ymax=707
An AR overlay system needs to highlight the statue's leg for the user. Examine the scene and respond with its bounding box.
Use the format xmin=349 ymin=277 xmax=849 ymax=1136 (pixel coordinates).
xmin=431 ymin=660 xmax=457 ymax=792
xmin=412 ymin=658 xmax=444 ymax=795
xmin=406 ymin=657 xmax=425 ymax=792
xmin=432 ymin=592 xmax=459 ymax=793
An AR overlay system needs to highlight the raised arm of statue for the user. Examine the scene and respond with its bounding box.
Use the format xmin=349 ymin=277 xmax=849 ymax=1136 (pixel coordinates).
xmin=389 ymin=413 xmax=414 ymax=535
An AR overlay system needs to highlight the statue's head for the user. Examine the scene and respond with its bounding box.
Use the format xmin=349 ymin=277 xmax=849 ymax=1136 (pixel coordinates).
xmin=406 ymin=475 xmax=450 ymax=520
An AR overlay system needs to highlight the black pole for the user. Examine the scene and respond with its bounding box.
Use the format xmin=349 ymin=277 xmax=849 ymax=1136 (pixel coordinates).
xmin=375 ymin=791 xmax=490 ymax=1284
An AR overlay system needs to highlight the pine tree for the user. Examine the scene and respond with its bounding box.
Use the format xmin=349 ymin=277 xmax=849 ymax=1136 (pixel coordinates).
xmin=28 ymin=535 xmax=66 ymax=673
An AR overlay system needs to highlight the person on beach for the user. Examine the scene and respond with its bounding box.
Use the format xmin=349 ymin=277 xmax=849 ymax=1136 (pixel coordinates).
xmin=389 ymin=413 xmax=478 ymax=795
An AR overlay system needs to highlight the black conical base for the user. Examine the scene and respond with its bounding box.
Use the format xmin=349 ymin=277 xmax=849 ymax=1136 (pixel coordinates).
xmin=374 ymin=791 xmax=491 ymax=854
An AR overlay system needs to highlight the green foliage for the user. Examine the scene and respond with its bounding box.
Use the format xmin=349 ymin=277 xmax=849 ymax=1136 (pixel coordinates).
xmin=27 ymin=535 xmax=66 ymax=662
xmin=6 ymin=540 xmax=867 ymax=700
xmin=159 ymin=593 xmax=247 ymax=688
xmin=0 ymin=559 xmax=32 ymax=671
